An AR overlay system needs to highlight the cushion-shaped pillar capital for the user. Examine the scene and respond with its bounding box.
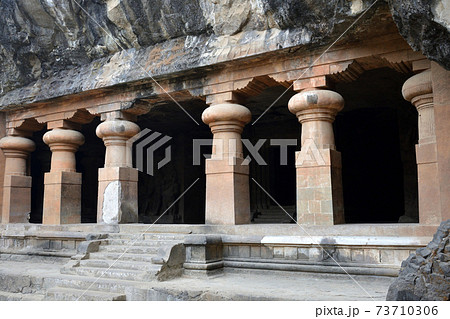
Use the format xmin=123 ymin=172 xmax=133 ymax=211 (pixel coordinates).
xmin=402 ymin=69 xmax=432 ymax=109
xmin=289 ymin=89 xmax=344 ymax=150
xmin=43 ymin=128 xmax=84 ymax=172
xmin=0 ymin=136 xmax=35 ymax=176
xmin=96 ymin=119 xmax=140 ymax=168
xmin=202 ymin=103 xmax=252 ymax=129
xmin=288 ymin=89 xmax=344 ymax=124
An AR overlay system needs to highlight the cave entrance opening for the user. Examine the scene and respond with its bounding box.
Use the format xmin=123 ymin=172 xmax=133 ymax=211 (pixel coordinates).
xmin=245 ymin=85 xmax=299 ymax=223
xmin=334 ymin=67 xmax=419 ymax=223
xmin=136 ymin=100 xmax=208 ymax=224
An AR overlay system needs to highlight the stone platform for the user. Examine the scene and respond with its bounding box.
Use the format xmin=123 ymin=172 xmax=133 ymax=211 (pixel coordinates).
xmin=0 ymin=223 xmax=435 ymax=301
xmin=0 ymin=260 xmax=393 ymax=301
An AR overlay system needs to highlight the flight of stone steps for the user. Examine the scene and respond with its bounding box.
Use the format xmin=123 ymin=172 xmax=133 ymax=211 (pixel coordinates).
xmin=252 ymin=206 xmax=296 ymax=223
xmin=44 ymin=232 xmax=187 ymax=301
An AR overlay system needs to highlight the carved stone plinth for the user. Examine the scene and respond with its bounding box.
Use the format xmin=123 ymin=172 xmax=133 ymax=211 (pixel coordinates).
xmin=289 ymin=89 xmax=345 ymax=225
xmin=0 ymin=136 xmax=35 ymax=223
xmin=42 ymin=128 xmax=84 ymax=225
xmin=97 ymin=167 xmax=138 ymax=224
xmin=403 ymin=69 xmax=440 ymax=225
xmin=43 ymin=171 xmax=82 ymax=224
xmin=96 ymin=119 xmax=140 ymax=224
xmin=205 ymin=158 xmax=250 ymax=224
xmin=184 ymin=235 xmax=224 ymax=278
xmin=202 ymin=103 xmax=252 ymax=225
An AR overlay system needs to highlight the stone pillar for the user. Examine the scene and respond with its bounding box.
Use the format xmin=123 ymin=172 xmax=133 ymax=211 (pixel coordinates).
xmin=201 ymin=103 xmax=252 ymax=224
xmin=42 ymin=128 xmax=84 ymax=224
xmin=0 ymin=136 xmax=35 ymax=223
xmin=402 ymin=69 xmax=440 ymax=224
xmin=96 ymin=119 xmax=140 ymax=224
xmin=288 ymin=89 xmax=345 ymax=225
xmin=431 ymin=62 xmax=450 ymax=222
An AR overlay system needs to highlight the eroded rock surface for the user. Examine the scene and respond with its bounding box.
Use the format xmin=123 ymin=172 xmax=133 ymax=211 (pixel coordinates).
xmin=386 ymin=220 xmax=450 ymax=301
xmin=0 ymin=0 xmax=376 ymax=97
xmin=0 ymin=0 xmax=449 ymax=100
xmin=389 ymin=0 xmax=450 ymax=69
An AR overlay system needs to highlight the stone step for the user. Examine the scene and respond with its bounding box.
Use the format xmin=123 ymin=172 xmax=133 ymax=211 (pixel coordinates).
xmin=258 ymin=208 xmax=295 ymax=215
xmin=44 ymin=274 xmax=140 ymax=294
xmin=88 ymin=252 xmax=156 ymax=263
xmin=79 ymin=259 xmax=162 ymax=272
xmin=255 ymin=215 xmax=292 ymax=220
xmin=256 ymin=211 xmax=294 ymax=215
xmin=0 ymin=290 xmax=45 ymax=301
xmin=45 ymin=287 xmax=126 ymax=301
xmin=61 ymin=266 xmax=153 ymax=281
xmin=108 ymin=233 xmax=186 ymax=241
xmin=253 ymin=219 xmax=292 ymax=223
xmin=98 ymin=245 xmax=159 ymax=254
xmin=104 ymin=238 xmax=181 ymax=246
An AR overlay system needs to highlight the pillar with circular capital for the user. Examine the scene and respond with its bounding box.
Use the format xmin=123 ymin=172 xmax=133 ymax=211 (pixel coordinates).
xmin=202 ymin=103 xmax=252 ymax=224
xmin=0 ymin=136 xmax=35 ymax=223
xmin=96 ymin=119 xmax=140 ymax=224
xmin=288 ymin=89 xmax=345 ymax=226
xmin=42 ymin=128 xmax=84 ymax=224
xmin=402 ymin=69 xmax=440 ymax=224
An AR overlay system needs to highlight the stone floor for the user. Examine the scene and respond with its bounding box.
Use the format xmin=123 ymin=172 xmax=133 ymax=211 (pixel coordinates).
xmin=0 ymin=259 xmax=393 ymax=301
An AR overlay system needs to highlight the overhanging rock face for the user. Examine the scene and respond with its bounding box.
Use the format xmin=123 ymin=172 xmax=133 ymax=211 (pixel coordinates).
xmin=0 ymin=0 xmax=364 ymax=97
xmin=1 ymin=0 xmax=449 ymax=106
xmin=389 ymin=0 xmax=450 ymax=70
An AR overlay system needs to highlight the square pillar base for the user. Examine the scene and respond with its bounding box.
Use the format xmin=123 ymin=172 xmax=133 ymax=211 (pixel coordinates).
xmin=416 ymin=142 xmax=441 ymax=225
xmin=2 ymin=175 xmax=32 ymax=224
xmin=43 ymin=171 xmax=82 ymax=224
xmin=296 ymin=149 xmax=344 ymax=226
xmin=97 ymin=167 xmax=138 ymax=224
xmin=205 ymin=158 xmax=250 ymax=225
xmin=184 ymin=235 xmax=224 ymax=278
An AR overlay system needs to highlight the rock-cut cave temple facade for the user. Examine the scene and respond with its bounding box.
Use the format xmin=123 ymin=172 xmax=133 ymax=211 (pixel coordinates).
xmin=0 ymin=0 xmax=449 ymax=292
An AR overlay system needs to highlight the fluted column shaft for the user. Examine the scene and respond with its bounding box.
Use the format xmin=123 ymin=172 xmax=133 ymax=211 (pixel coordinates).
xmin=288 ymin=89 xmax=345 ymax=226
xmin=96 ymin=119 xmax=140 ymax=224
xmin=42 ymin=128 xmax=84 ymax=224
xmin=0 ymin=136 xmax=35 ymax=223
xmin=402 ymin=69 xmax=440 ymax=224
xmin=202 ymin=103 xmax=252 ymax=225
